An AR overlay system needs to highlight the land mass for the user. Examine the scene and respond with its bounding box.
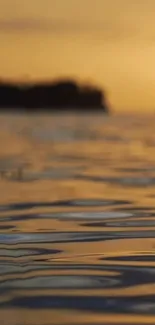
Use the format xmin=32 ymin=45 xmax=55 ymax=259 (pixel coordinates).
xmin=0 ymin=79 xmax=109 ymax=112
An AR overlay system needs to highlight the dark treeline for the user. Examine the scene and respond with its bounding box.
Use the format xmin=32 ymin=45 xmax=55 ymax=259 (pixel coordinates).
xmin=0 ymin=79 xmax=109 ymax=112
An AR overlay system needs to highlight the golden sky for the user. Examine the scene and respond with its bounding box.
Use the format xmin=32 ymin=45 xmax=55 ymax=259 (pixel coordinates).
xmin=0 ymin=0 xmax=155 ymax=112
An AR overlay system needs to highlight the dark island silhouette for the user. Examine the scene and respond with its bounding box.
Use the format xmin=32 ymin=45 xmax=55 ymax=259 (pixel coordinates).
xmin=0 ymin=79 xmax=109 ymax=112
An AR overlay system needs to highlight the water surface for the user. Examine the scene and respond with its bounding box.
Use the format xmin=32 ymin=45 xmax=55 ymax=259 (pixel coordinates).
xmin=0 ymin=112 xmax=155 ymax=324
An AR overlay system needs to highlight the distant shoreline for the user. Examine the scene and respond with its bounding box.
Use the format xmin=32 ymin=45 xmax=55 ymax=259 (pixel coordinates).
xmin=0 ymin=79 xmax=109 ymax=113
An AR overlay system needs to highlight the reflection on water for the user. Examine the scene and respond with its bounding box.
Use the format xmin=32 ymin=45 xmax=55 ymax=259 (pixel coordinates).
xmin=1 ymin=113 xmax=155 ymax=324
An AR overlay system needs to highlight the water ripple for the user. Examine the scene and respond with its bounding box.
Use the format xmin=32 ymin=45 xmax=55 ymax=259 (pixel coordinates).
xmin=0 ymin=199 xmax=132 ymax=212
xmin=3 ymin=294 xmax=155 ymax=315
xmin=1 ymin=230 xmax=155 ymax=244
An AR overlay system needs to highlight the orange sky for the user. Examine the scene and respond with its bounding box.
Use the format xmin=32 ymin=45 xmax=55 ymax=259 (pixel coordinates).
xmin=0 ymin=0 xmax=155 ymax=112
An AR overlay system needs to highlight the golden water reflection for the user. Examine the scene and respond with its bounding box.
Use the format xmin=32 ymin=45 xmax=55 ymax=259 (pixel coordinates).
xmin=0 ymin=113 xmax=155 ymax=324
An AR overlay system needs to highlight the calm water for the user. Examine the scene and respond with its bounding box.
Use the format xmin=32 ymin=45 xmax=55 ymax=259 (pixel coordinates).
xmin=1 ymin=112 xmax=155 ymax=324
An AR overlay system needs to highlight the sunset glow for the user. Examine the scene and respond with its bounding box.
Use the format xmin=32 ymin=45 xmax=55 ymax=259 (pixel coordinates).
xmin=0 ymin=0 xmax=155 ymax=112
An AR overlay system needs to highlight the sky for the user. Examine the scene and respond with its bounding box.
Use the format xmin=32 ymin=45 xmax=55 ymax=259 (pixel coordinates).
xmin=0 ymin=0 xmax=155 ymax=112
